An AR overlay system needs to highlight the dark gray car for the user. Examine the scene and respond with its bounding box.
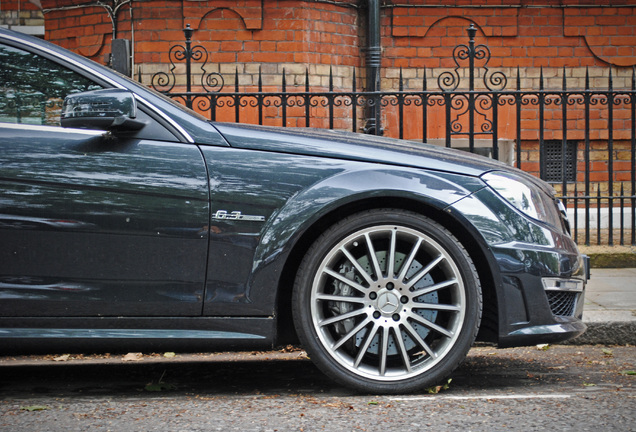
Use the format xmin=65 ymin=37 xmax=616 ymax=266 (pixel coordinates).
xmin=0 ymin=28 xmax=587 ymax=394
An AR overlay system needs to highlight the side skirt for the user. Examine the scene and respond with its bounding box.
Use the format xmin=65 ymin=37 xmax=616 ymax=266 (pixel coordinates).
xmin=0 ymin=317 xmax=276 ymax=354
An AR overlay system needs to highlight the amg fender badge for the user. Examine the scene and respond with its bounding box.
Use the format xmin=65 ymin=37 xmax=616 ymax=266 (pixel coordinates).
xmin=212 ymin=210 xmax=266 ymax=222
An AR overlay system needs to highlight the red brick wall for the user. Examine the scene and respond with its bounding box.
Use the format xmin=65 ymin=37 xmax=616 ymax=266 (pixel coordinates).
xmin=0 ymin=0 xmax=44 ymax=32
xmin=41 ymin=0 xmax=114 ymax=59
xmin=388 ymin=1 xmax=636 ymax=69
xmin=1 ymin=0 xmax=40 ymax=11
xmin=39 ymin=1 xmax=636 ymax=80
xmin=41 ymin=0 xmax=361 ymax=70
xmin=383 ymin=1 xmax=635 ymax=138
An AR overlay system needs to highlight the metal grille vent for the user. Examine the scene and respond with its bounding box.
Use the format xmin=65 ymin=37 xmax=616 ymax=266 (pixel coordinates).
xmin=545 ymin=140 xmax=577 ymax=182
xmin=546 ymin=291 xmax=578 ymax=317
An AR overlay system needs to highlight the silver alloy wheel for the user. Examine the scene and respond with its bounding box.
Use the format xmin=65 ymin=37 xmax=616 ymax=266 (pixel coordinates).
xmin=310 ymin=224 xmax=466 ymax=381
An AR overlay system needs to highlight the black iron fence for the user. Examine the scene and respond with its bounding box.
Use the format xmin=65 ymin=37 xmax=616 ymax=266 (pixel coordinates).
xmin=149 ymin=25 xmax=635 ymax=246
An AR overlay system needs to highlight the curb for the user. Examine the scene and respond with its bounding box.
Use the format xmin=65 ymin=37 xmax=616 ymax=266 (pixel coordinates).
xmin=575 ymin=248 xmax=636 ymax=345
xmin=587 ymin=253 xmax=636 ymax=268
xmin=578 ymin=246 xmax=636 ymax=269
xmin=563 ymin=322 xmax=636 ymax=346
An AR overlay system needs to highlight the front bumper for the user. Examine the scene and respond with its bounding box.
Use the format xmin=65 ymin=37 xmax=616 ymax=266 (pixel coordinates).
xmin=450 ymin=184 xmax=591 ymax=347
xmin=494 ymin=244 xmax=589 ymax=347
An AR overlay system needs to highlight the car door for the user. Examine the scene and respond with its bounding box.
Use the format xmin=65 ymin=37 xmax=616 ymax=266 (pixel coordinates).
xmin=0 ymin=41 xmax=210 ymax=317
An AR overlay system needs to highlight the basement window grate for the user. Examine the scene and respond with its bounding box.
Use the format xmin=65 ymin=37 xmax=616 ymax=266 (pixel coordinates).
xmin=544 ymin=140 xmax=577 ymax=183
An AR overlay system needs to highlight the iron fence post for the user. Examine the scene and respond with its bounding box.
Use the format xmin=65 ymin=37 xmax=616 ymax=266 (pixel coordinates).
xmin=468 ymin=24 xmax=476 ymax=153
xmin=184 ymin=24 xmax=193 ymax=108
xmin=363 ymin=0 xmax=382 ymax=135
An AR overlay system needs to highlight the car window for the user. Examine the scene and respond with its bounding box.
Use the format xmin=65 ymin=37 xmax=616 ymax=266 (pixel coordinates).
xmin=0 ymin=43 xmax=102 ymax=126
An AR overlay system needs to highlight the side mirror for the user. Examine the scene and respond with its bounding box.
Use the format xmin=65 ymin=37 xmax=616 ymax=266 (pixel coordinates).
xmin=61 ymin=88 xmax=147 ymax=132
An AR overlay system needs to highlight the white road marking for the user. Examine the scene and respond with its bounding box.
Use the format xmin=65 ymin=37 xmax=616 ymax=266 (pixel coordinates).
xmin=390 ymin=394 xmax=571 ymax=401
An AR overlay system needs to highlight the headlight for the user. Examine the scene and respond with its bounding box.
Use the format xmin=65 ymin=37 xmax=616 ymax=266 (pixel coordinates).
xmin=482 ymin=171 xmax=563 ymax=229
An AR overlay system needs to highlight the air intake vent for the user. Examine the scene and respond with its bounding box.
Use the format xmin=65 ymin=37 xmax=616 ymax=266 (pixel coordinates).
xmin=546 ymin=291 xmax=578 ymax=317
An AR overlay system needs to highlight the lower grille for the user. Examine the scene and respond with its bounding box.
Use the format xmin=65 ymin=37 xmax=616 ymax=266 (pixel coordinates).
xmin=546 ymin=291 xmax=578 ymax=317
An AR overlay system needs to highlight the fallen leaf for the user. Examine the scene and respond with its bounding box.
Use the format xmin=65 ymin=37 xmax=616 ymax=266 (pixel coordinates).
xmin=53 ymin=354 xmax=70 ymax=362
xmin=425 ymin=378 xmax=452 ymax=394
xmin=583 ymin=382 xmax=596 ymax=387
xmin=620 ymin=370 xmax=636 ymax=376
xmin=122 ymin=352 xmax=143 ymax=362
xmin=163 ymin=352 xmax=176 ymax=358
xmin=536 ymin=344 xmax=550 ymax=351
xmin=20 ymin=406 xmax=49 ymax=412
xmin=601 ymin=348 xmax=613 ymax=357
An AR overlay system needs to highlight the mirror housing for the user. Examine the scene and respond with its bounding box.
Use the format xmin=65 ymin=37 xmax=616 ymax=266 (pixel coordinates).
xmin=61 ymin=89 xmax=147 ymax=132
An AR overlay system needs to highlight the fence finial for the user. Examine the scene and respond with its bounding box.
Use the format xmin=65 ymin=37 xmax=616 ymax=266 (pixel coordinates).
xmin=467 ymin=23 xmax=477 ymax=41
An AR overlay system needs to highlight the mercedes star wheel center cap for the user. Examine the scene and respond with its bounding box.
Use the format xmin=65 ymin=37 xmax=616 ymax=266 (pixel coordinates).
xmin=377 ymin=290 xmax=400 ymax=315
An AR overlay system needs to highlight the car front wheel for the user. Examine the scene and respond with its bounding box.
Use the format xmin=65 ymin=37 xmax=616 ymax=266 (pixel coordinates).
xmin=292 ymin=209 xmax=482 ymax=393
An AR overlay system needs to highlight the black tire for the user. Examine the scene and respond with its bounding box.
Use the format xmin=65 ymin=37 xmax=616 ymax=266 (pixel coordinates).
xmin=292 ymin=209 xmax=482 ymax=394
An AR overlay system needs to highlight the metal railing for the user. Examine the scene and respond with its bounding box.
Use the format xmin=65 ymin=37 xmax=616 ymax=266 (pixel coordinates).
xmin=149 ymin=25 xmax=636 ymax=246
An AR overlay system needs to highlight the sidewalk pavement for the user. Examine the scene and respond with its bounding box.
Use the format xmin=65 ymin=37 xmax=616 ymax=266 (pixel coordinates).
xmin=571 ymin=268 xmax=636 ymax=345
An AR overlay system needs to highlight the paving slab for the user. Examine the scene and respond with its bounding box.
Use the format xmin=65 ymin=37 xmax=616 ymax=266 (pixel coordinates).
xmin=584 ymin=268 xmax=636 ymax=321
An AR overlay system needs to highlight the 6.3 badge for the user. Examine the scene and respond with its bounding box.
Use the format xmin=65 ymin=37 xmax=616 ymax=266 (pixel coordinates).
xmin=212 ymin=210 xmax=266 ymax=222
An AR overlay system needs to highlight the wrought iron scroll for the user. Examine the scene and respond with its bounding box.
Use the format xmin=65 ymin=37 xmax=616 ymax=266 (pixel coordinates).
xmin=150 ymin=24 xmax=224 ymax=109
xmin=436 ymin=24 xmax=508 ymax=153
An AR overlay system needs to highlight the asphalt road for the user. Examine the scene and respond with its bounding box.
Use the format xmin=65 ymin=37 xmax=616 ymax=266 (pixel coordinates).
xmin=0 ymin=345 xmax=634 ymax=431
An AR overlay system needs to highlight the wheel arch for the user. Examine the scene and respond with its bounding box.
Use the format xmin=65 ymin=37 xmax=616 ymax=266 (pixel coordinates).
xmin=274 ymin=195 xmax=500 ymax=346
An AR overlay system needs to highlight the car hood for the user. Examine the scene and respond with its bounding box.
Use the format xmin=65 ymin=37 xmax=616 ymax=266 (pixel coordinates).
xmin=212 ymin=123 xmax=509 ymax=177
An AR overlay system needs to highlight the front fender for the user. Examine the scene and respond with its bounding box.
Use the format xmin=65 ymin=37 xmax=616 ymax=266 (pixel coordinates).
xmin=249 ymin=167 xmax=484 ymax=316
xmin=199 ymin=145 xmax=485 ymax=317
xmin=256 ymin=167 xmax=479 ymax=264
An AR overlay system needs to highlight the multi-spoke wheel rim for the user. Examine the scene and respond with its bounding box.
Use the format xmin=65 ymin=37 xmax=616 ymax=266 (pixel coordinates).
xmin=310 ymin=225 xmax=466 ymax=381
